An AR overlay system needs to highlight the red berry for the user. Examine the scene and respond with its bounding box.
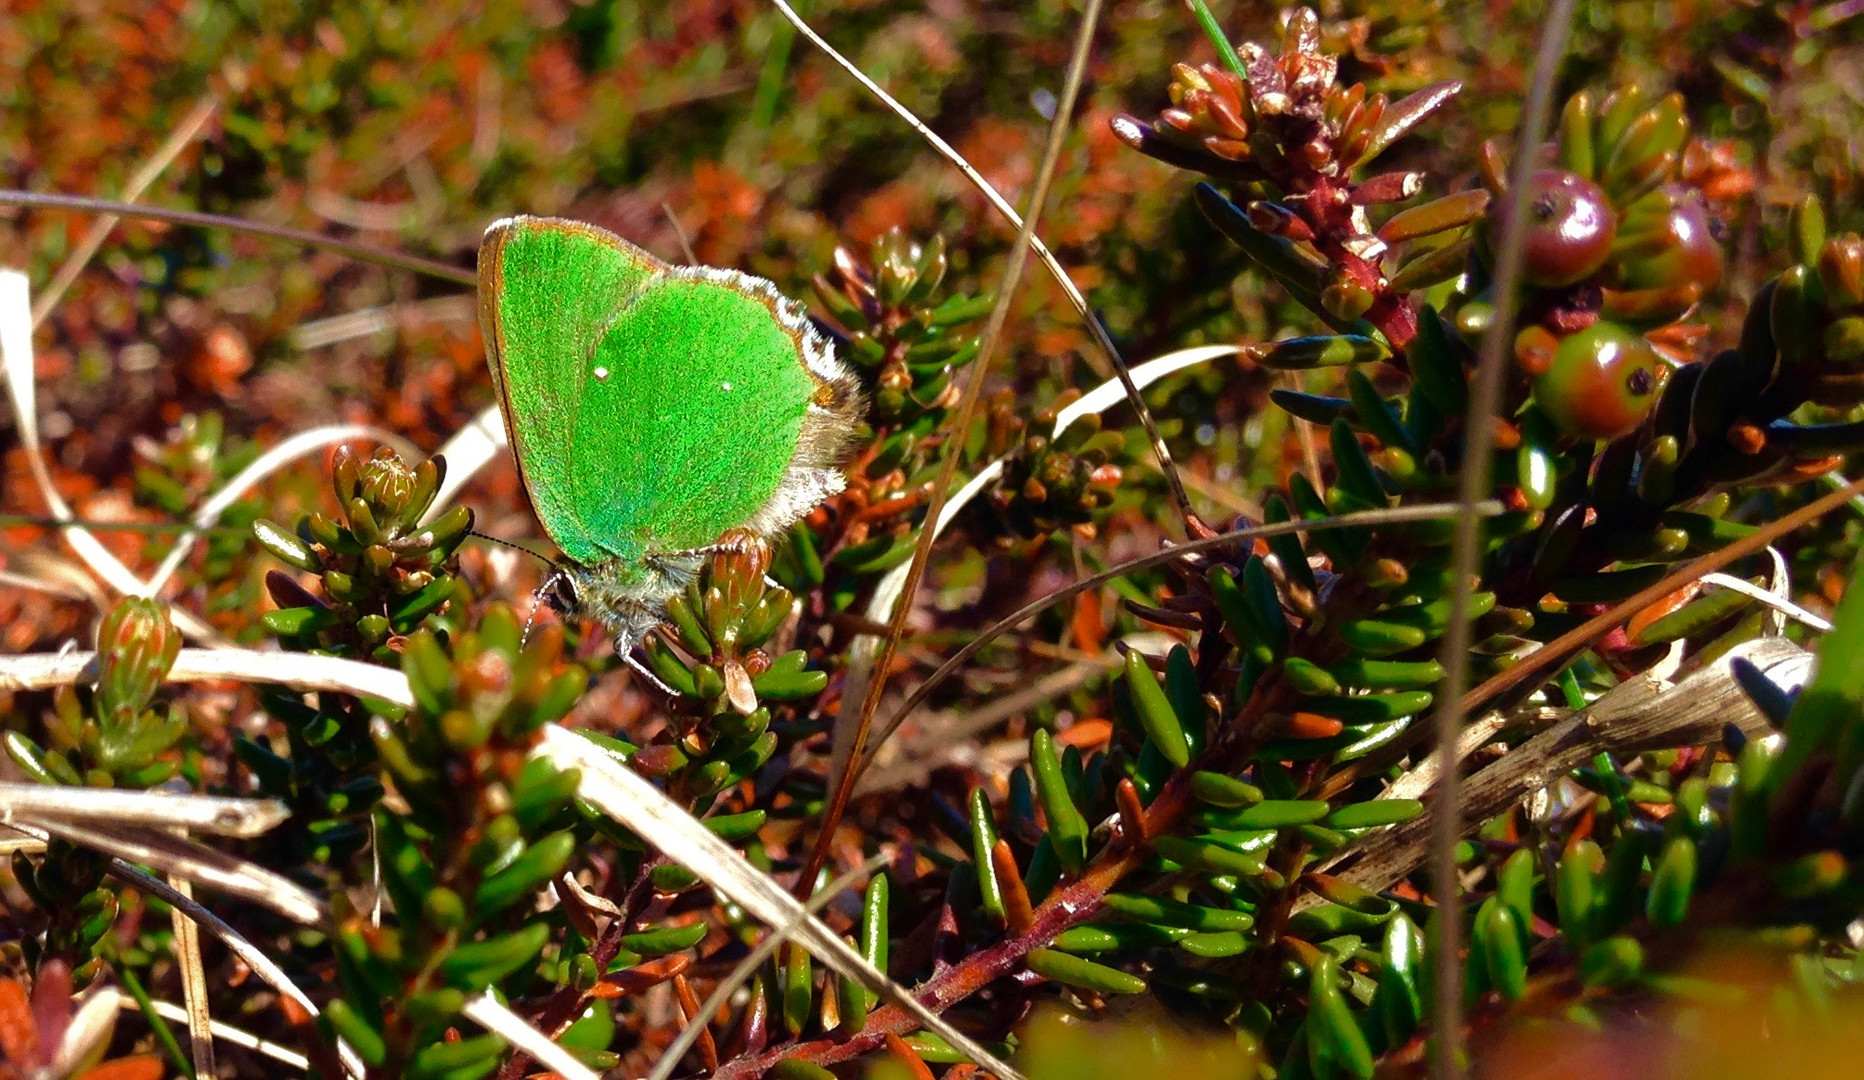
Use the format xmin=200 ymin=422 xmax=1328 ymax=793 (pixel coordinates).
xmin=1614 ymin=191 xmax=1724 ymax=292
xmin=1490 ymin=169 xmax=1618 ymax=288
xmin=1533 ymin=322 xmax=1667 ymax=440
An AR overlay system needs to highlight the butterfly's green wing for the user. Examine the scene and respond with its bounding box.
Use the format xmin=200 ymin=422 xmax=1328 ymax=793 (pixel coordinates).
xmin=480 ymin=215 xmax=862 ymax=570
xmin=477 ymin=217 xmax=662 ymax=564
xmin=569 ymin=265 xmax=851 ymax=559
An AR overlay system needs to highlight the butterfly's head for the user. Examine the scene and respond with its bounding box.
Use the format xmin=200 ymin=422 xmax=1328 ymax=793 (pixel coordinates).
xmin=531 ymin=561 xmax=686 ymax=696
xmin=557 ymin=557 xmax=695 ymax=661
xmin=540 ymin=565 xmax=582 ymax=618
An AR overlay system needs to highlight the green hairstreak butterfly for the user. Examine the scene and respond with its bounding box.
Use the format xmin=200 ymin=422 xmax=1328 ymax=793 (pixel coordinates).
xmin=476 ymin=216 xmax=864 ymax=652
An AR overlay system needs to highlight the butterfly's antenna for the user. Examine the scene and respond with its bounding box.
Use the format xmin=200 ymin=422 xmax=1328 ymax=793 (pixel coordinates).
xmin=0 ymin=190 xmax=476 ymax=287
xmin=522 ymin=578 xmax=554 ymax=647
xmin=793 ymin=0 xmax=1109 ymax=900
xmin=771 ymin=0 xmax=1197 ymax=534
xmin=467 ymin=531 xmax=569 ymax=646
xmin=468 ymin=530 xmax=561 ymax=568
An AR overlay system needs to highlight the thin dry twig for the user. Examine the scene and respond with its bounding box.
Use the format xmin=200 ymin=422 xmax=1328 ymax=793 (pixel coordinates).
xmin=0 ymin=190 xmax=476 ymax=285
xmin=770 ymin=0 xmax=1194 ymax=523
xmin=645 ymin=854 xmax=891 ymax=1080
xmin=289 ymin=294 xmax=475 ymax=350
xmin=800 ymin=0 xmax=1108 ymax=898
xmin=766 ymin=0 xmax=1102 ymax=375
xmin=1700 ymin=571 xmax=1832 ymax=631
xmin=121 ymin=999 xmax=310 ymax=1071
xmin=536 ymin=726 xmax=1026 ymax=1080
xmin=146 ymin=422 xmax=420 ymax=594
xmin=660 ymin=200 xmax=699 ymax=265
xmin=460 ymin=994 xmax=599 ymax=1080
xmin=168 ymin=874 xmax=217 ymax=1078
xmin=1319 ymin=636 xmax=1810 ymax=899
xmin=104 ymin=861 xmax=364 ymax=1079
xmin=0 ymin=783 xmax=288 ymax=837
xmin=26 ymin=817 xmax=321 ymax=924
xmin=0 ymin=647 xmax=415 ymax=707
xmin=854 ymin=660 xmax=1107 ymax=795
xmin=0 ymin=554 xmax=106 ymax=607
xmin=32 ymin=94 xmax=220 ymax=327
xmin=866 ymin=501 xmax=1503 ymax=765
xmin=1427 ymin=7 xmax=1577 ymax=1072
xmin=426 ymin=404 xmax=507 ymax=523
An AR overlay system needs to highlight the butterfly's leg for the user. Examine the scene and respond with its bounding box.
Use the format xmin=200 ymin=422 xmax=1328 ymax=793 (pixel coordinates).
xmin=640 ymin=549 xmax=708 ymax=589
xmin=643 ymin=530 xmax=777 ymax=591
xmin=643 ymin=546 xmax=793 ymax=604
xmin=646 ymin=545 xmax=720 ymax=562
xmin=620 ymin=646 xmax=682 ymax=697
xmin=647 ymin=527 xmax=767 ymax=563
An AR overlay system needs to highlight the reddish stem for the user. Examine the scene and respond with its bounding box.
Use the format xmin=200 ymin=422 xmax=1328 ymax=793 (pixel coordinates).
xmin=1296 ymin=176 xmax=1421 ymax=351
xmin=713 ymin=670 xmax=1298 ymax=1078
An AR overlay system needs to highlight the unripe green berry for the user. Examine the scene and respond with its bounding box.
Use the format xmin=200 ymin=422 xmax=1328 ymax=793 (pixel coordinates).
xmin=1533 ymin=322 xmax=1666 ymax=439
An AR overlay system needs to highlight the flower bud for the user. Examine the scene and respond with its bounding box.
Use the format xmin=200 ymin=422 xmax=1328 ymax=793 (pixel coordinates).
xmin=96 ymin=597 xmax=180 ymax=725
xmin=358 ymin=448 xmax=417 ymax=523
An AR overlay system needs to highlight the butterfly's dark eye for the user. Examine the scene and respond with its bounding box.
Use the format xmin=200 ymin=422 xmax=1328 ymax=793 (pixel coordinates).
xmin=543 ymin=570 xmax=581 ymax=614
